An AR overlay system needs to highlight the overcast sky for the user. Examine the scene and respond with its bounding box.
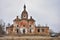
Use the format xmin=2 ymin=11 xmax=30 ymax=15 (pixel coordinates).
xmin=0 ymin=0 xmax=60 ymax=32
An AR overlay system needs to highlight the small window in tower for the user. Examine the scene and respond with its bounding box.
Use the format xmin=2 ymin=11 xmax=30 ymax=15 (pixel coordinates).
xmin=42 ymin=29 xmax=44 ymax=32
xmin=24 ymin=16 xmax=25 ymax=17
xmin=38 ymin=29 xmax=40 ymax=32
xmin=23 ymin=15 xmax=26 ymax=18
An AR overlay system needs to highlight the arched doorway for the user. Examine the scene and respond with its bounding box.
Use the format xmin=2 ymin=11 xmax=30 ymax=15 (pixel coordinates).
xmin=23 ymin=29 xmax=25 ymax=34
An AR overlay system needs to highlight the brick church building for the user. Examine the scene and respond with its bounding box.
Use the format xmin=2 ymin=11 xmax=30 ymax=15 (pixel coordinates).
xmin=6 ymin=5 xmax=49 ymax=36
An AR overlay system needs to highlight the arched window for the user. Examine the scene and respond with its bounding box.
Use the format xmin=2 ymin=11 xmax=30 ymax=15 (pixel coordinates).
xmin=23 ymin=25 xmax=25 ymax=27
xmin=42 ymin=29 xmax=44 ymax=32
xmin=17 ymin=29 xmax=19 ymax=33
xmin=30 ymin=29 xmax=32 ymax=33
xmin=29 ymin=25 xmax=31 ymax=27
xmin=16 ymin=25 xmax=19 ymax=33
xmin=17 ymin=25 xmax=18 ymax=27
xmin=38 ymin=29 xmax=40 ymax=32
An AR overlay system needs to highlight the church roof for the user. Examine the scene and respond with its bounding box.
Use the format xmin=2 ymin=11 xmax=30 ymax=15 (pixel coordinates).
xmin=35 ymin=26 xmax=49 ymax=28
xmin=13 ymin=16 xmax=21 ymax=21
xmin=13 ymin=5 xmax=35 ymax=22
xmin=28 ymin=16 xmax=35 ymax=22
xmin=6 ymin=24 xmax=14 ymax=30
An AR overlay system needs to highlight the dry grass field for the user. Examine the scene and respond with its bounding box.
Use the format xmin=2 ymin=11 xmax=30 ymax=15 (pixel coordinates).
xmin=0 ymin=36 xmax=60 ymax=40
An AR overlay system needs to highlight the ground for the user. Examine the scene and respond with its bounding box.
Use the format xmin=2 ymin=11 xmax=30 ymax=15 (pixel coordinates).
xmin=0 ymin=36 xmax=60 ymax=40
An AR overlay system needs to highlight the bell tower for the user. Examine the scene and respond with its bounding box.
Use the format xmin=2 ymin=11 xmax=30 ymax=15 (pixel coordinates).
xmin=21 ymin=5 xmax=28 ymax=19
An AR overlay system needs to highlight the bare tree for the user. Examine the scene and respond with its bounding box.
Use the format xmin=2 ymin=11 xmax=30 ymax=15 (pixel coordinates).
xmin=49 ymin=29 xmax=55 ymax=34
xmin=0 ymin=19 xmax=5 ymax=36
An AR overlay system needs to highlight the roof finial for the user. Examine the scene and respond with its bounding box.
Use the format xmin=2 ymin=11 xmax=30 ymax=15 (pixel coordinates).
xmin=30 ymin=16 xmax=32 ymax=19
xmin=16 ymin=16 xmax=18 ymax=19
xmin=24 ymin=4 xmax=26 ymax=10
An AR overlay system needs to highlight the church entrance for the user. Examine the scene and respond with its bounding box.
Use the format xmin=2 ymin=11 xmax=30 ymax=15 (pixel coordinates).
xmin=23 ymin=29 xmax=25 ymax=34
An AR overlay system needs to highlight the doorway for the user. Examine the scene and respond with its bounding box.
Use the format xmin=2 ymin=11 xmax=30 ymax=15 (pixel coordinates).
xmin=23 ymin=29 xmax=25 ymax=34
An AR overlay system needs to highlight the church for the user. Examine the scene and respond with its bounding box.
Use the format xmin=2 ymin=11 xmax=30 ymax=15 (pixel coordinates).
xmin=6 ymin=5 xmax=49 ymax=36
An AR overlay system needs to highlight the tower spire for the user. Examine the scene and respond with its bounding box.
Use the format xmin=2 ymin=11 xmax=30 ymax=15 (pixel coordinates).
xmin=21 ymin=4 xmax=28 ymax=19
xmin=24 ymin=4 xmax=26 ymax=10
